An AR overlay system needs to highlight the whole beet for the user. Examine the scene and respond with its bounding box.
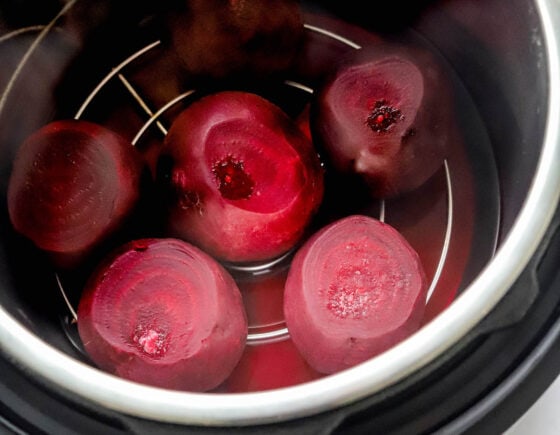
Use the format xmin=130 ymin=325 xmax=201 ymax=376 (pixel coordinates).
xmin=284 ymin=215 xmax=428 ymax=374
xmin=166 ymin=0 xmax=304 ymax=81
xmin=7 ymin=120 xmax=142 ymax=264
xmin=77 ymin=238 xmax=248 ymax=392
xmin=312 ymin=43 xmax=455 ymax=198
xmin=157 ymin=91 xmax=324 ymax=263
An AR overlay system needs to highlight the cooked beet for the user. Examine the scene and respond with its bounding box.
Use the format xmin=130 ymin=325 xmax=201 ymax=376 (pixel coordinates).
xmin=77 ymin=238 xmax=248 ymax=392
xmin=284 ymin=215 xmax=428 ymax=374
xmin=166 ymin=0 xmax=304 ymax=80
xmin=7 ymin=120 xmax=142 ymax=261
xmin=296 ymin=103 xmax=312 ymax=142
xmin=157 ymin=91 xmax=324 ymax=263
xmin=311 ymin=44 xmax=454 ymax=198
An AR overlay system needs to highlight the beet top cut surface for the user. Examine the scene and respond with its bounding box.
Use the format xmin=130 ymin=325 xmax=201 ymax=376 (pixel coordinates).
xmin=7 ymin=119 xmax=142 ymax=257
xmin=158 ymin=90 xmax=324 ymax=263
xmin=77 ymin=238 xmax=248 ymax=392
xmin=312 ymin=44 xmax=454 ymax=198
xmin=284 ymin=215 xmax=428 ymax=375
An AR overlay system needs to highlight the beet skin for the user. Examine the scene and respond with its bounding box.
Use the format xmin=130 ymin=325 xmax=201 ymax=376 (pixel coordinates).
xmin=284 ymin=215 xmax=428 ymax=374
xmin=312 ymin=43 xmax=455 ymax=198
xmin=77 ymin=238 xmax=248 ymax=392
xmin=7 ymin=120 xmax=142 ymax=262
xmin=167 ymin=0 xmax=304 ymax=80
xmin=157 ymin=91 xmax=324 ymax=263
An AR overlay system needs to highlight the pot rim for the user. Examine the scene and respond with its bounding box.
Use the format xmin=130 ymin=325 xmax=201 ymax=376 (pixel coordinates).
xmin=1 ymin=0 xmax=559 ymax=427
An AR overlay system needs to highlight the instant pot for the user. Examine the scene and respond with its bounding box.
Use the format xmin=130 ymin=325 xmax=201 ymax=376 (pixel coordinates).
xmin=1 ymin=0 xmax=560 ymax=433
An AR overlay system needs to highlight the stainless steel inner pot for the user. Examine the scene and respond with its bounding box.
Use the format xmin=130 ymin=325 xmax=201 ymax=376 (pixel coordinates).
xmin=0 ymin=0 xmax=559 ymax=428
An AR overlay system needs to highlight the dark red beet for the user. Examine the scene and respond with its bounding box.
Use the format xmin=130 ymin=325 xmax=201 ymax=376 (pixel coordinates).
xmin=296 ymin=103 xmax=312 ymax=142
xmin=284 ymin=215 xmax=428 ymax=374
xmin=77 ymin=238 xmax=248 ymax=392
xmin=157 ymin=91 xmax=324 ymax=263
xmin=166 ymin=0 xmax=304 ymax=80
xmin=312 ymin=44 xmax=454 ymax=198
xmin=7 ymin=120 xmax=142 ymax=261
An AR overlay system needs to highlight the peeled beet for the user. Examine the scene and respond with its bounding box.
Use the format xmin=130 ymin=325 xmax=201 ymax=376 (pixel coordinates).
xmin=167 ymin=0 xmax=304 ymax=80
xmin=77 ymin=238 xmax=248 ymax=392
xmin=7 ymin=120 xmax=142 ymax=261
xmin=284 ymin=215 xmax=428 ymax=374
xmin=157 ymin=91 xmax=324 ymax=263
xmin=312 ymin=44 xmax=454 ymax=198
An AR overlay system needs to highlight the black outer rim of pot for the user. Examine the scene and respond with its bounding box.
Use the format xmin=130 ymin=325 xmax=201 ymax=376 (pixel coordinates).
xmin=0 ymin=210 xmax=558 ymax=435
xmin=0 ymin=1 xmax=557 ymax=433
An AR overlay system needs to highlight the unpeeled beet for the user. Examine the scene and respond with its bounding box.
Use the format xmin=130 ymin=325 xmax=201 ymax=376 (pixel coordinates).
xmin=312 ymin=43 xmax=454 ymax=198
xmin=284 ymin=215 xmax=428 ymax=374
xmin=7 ymin=120 xmax=142 ymax=263
xmin=157 ymin=91 xmax=324 ymax=263
xmin=166 ymin=0 xmax=304 ymax=80
xmin=77 ymin=238 xmax=248 ymax=392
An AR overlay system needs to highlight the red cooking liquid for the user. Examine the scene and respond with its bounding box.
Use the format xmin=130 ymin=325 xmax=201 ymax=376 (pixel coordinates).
xmin=56 ymin=7 xmax=496 ymax=392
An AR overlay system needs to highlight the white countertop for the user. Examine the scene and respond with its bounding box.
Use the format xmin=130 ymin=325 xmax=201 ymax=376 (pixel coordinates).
xmin=505 ymin=373 xmax=560 ymax=434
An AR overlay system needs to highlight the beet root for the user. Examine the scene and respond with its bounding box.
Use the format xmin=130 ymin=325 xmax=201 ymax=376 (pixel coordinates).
xmin=284 ymin=215 xmax=428 ymax=374
xmin=166 ymin=0 xmax=304 ymax=80
xmin=77 ymin=238 xmax=248 ymax=392
xmin=157 ymin=91 xmax=324 ymax=263
xmin=7 ymin=120 xmax=142 ymax=262
xmin=311 ymin=44 xmax=455 ymax=198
